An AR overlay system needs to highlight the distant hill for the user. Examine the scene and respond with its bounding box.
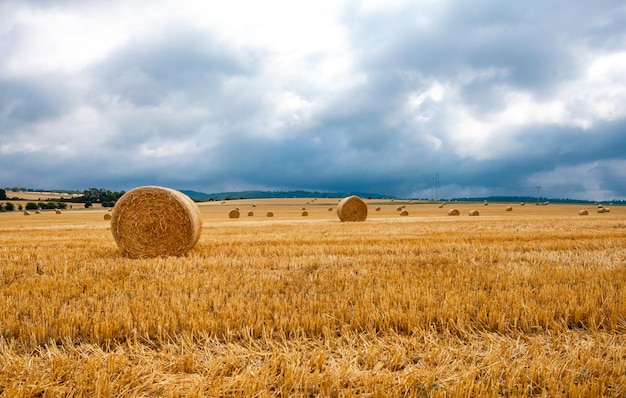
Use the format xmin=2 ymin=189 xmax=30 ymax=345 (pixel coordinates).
xmin=180 ymin=190 xmax=393 ymax=201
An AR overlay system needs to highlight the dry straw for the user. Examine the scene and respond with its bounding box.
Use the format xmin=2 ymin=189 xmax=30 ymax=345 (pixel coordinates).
xmin=506 ymin=206 xmax=513 ymax=212
xmin=111 ymin=186 xmax=202 ymax=259
xmin=55 ymin=209 xmax=62 ymax=214
xmin=23 ymin=211 xmax=30 ymax=216
xmin=337 ymin=195 xmax=368 ymax=222
xmin=247 ymin=211 xmax=254 ymax=217
xmin=579 ymin=210 xmax=589 ymax=216
xmin=375 ymin=206 xmax=381 ymax=211
xmin=448 ymin=208 xmax=460 ymax=216
xmin=229 ymin=209 xmax=240 ymax=219
xmin=266 ymin=211 xmax=274 ymax=217
xmin=104 ymin=213 xmax=112 ymax=220
xmin=400 ymin=210 xmax=409 ymax=216
xmin=302 ymin=211 xmax=308 ymax=216
xmin=469 ymin=210 xmax=480 ymax=216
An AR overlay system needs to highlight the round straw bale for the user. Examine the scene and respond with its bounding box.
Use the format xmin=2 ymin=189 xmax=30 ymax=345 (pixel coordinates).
xmin=520 ymin=202 xmax=525 ymax=206
xmin=24 ymin=211 xmax=31 ymax=216
xmin=55 ymin=209 xmax=62 ymax=214
xmin=252 ymin=204 xmax=256 ymax=207
xmin=35 ymin=210 xmax=41 ymax=214
xmin=438 ymin=204 xmax=444 ymax=208
xmin=400 ymin=210 xmax=409 ymax=216
xmin=506 ymin=206 xmax=513 ymax=212
xmin=110 ymin=186 xmax=202 ymax=259
xmin=578 ymin=210 xmax=588 ymax=216
xmin=247 ymin=211 xmax=254 ymax=216
xmin=337 ymin=195 xmax=368 ymax=222
xmin=448 ymin=208 xmax=460 ymax=216
xmin=598 ymin=204 xmax=603 ymax=208
xmin=598 ymin=208 xmax=606 ymax=214
xmin=375 ymin=206 xmax=381 ymax=211
xmin=228 ymin=209 xmax=240 ymax=219
xmin=302 ymin=207 xmax=306 ymax=211
xmin=302 ymin=211 xmax=308 ymax=216
xmin=104 ymin=213 xmax=112 ymax=220
xmin=396 ymin=206 xmax=402 ymax=211
xmin=469 ymin=210 xmax=480 ymax=216
xmin=266 ymin=211 xmax=274 ymax=217
xmin=328 ymin=207 xmax=333 ymax=211
xmin=605 ymin=207 xmax=610 ymax=213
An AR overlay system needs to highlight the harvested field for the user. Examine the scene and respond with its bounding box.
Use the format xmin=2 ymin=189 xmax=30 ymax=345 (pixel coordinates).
xmin=0 ymin=200 xmax=625 ymax=396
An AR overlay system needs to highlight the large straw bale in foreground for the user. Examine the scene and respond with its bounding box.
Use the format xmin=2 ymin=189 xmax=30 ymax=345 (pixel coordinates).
xmin=111 ymin=186 xmax=202 ymax=259
xmin=337 ymin=195 xmax=368 ymax=222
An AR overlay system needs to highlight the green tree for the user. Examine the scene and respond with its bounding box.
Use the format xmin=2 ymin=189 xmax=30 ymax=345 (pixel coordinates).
xmin=0 ymin=189 xmax=6 ymax=200
xmin=25 ymin=202 xmax=39 ymax=210
xmin=4 ymin=202 xmax=15 ymax=211
xmin=84 ymin=201 xmax=92 ymax=209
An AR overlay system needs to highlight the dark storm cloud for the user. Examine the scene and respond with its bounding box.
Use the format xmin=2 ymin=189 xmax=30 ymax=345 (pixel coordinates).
xmin=1 ymin=0 xmax=626 ymax=200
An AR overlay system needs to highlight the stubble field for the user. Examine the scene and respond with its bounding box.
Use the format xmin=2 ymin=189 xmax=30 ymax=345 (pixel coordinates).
xmin=1 ymin=199 xmax=625 ymax=396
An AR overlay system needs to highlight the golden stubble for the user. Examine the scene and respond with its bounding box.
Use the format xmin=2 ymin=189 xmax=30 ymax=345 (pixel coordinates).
xmin=1 ymin=201 xmax=625 ymax=396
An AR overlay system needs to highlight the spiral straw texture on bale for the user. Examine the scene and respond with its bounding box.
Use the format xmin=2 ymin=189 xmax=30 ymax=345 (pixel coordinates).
xmin=336 ymin=195 xmax=368 ymax=222
xmin=111 ymin=186 xmax=202 ymax=259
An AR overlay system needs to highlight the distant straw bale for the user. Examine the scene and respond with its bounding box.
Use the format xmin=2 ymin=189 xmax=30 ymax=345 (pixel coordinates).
xmin=396 ymin=206 xmax=402 ymax=211
xmin=266 ymin=211 xmax=274 ymax=217
xmin=328 ymin=207 xmax=333 ymax=211
xmin=375 ymin=207 xmax=381 ymax=211
xmin=598 ymin=208 xmax=606 ymax=214
xmin=23 ymin=211 xmax=31 ymax=216
xmin=247 ymin=211 xmax=254 ymax=216
xmin=506 ymin=206 xmax=513 ymax=212
xmin=229 ymin=209 xmax=240 ymax=219
xmin=469 ymin=210 xmax=480 ymax=216
xmin=104 ymin=213 xmax=112 ymax=220
xmin=448 ymin=209 xmax=460 ymax=216
xmin=111 ymin=186 xmax=202 ymax=259
xmin=520 ymin=202 xmax=525 ymax=206
xmin=302 ymin=211 xmax=308 ymax=216
xmin=578 ymin=210 xmax=588 ymax=216
xmin=400 ymin=210 xmax=409 ymax=216
xmin=55 ymin=209 xmax=62 ymax=214
xmin=337 ymin=195 xmax=368 ymax=222
xmin=35 ymin=210 xmax=41 ymax=214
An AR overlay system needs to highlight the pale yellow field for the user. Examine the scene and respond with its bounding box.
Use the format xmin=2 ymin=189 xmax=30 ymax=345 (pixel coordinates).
xmin=1 ymin=199 xmax=625 ymax=396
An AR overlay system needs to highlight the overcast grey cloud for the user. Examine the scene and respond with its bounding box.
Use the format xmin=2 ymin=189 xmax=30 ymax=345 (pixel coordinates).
xmin=1 ymin=0 xmax=626 ymax=200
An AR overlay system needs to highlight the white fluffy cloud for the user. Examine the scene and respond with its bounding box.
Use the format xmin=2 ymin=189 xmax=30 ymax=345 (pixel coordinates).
xmin=1 ymin=0 xmax=626 ymax=200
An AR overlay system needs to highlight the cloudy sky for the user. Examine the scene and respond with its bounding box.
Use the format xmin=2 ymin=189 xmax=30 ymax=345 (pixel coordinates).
xmin=1 ymin=0 xmax=625 ymax=200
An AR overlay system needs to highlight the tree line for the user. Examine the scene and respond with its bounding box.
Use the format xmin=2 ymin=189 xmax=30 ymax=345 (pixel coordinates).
xmin=0 ymin=187 xmax=126 ymax=212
